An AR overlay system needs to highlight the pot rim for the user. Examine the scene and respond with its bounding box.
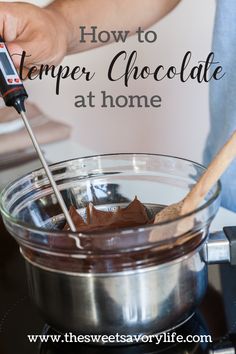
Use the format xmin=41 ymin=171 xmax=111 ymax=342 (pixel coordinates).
xmin=22 ymin=239 xmax=205 ymax=276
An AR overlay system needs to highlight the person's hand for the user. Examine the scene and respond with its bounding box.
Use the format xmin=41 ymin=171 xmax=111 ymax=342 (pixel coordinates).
xmin=0 ymin=2 xmax=70 ymax=68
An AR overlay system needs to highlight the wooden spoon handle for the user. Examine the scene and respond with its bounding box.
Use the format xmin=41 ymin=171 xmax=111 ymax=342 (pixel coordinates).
xmin=181 ymin=131 xmax=236 ymax=215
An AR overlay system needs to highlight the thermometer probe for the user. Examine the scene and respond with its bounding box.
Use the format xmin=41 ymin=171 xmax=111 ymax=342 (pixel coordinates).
xmin=0 ymin=36 xmax=78 ymax=235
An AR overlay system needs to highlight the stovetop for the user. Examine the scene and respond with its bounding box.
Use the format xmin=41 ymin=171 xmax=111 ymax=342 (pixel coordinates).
xmin=0 ymin=215 xmax=236 ymax=354
xmin=38 ymin=312 xmax=210 ymax=354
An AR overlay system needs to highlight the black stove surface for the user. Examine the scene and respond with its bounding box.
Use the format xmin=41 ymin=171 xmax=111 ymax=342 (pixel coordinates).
xmin=39 ymin=313 xmax=208 ymax=354
xmin=0 ymin=218 xmax=234 ymax=354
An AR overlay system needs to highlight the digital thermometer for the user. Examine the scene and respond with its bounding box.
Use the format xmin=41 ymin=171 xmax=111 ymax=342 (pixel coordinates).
xmin=0 ymin=35 xmax=28 ymax=113
xmin=0 ymin=35 xmax=78 ymax=236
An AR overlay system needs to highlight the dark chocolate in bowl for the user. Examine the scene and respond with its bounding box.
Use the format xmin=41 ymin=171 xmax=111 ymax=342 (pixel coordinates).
xmin=21 ymin=202 xmax=207 ymax=273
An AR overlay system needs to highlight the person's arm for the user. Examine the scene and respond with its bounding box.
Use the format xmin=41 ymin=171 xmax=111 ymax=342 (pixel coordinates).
xmin=47 ymin=0 xmax=181 ymax=53
xmin=0 ymin=0 xmax=181 ymax=67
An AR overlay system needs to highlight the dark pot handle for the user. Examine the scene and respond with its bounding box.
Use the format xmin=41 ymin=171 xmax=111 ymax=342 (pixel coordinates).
xmin=223 ymin=227 xmax=236 ymax=266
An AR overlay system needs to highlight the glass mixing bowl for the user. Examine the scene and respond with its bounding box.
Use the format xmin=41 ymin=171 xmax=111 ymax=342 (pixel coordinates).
xmin=0 ymin=154 xmax=221 ymax=273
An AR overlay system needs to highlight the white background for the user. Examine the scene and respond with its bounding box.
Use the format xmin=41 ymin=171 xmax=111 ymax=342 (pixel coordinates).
xmin=4 ymin=0 xmax=216 ymax=162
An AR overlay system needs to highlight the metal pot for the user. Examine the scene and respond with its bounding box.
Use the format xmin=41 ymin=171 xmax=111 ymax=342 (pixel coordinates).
xmin=0 ymin=153 xmax=229 ymax=341
xmin=24 ymin=244 xmax=206 ymax=336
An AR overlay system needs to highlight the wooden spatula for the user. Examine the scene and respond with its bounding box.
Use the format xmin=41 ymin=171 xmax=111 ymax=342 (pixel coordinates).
xmin=153 ymin=131 xmax=236 ymax=231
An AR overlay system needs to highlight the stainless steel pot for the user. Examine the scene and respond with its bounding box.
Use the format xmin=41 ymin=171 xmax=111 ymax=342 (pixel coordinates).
xmin=0 ymin=154 xmax=225 ymax=341
xmin=25 ymin=244 xmax=207 ymax=336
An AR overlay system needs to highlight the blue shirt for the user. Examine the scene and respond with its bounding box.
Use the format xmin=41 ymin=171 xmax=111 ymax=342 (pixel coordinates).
xmin=203 ymin=0 xmax=236 ymax=211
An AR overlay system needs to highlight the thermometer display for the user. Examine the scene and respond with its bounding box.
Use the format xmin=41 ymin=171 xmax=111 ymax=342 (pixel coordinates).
xmin=0 ymin=52 xmax=15 ymax=75
xmin=0 ymin=52 xmax=15 ymax=76
xmin=0 ymin=43 xmax=20 ymax=84
xmin=0 ymin=36 xmax=27 ymax=111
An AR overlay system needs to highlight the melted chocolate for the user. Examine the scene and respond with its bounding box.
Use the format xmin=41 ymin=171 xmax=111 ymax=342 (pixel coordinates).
xmin=63 ymin=197 xmax=152 ymax=232
xmin=22 ymin=198 xmax=205 ymax=274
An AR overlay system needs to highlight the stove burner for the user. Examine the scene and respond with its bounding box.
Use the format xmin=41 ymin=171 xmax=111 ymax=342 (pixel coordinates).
xmin=39 ymin=312 xmax=209 ymax=354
